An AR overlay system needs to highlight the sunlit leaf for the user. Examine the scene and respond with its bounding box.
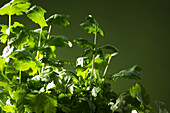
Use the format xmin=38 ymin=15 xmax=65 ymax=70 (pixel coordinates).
xmin=0 ymin=0 xmax=31 ymax=15
xmin=46 ymin=14 xmax=70 ymax=27
xmin=14 ymin=60 xmax=36 ymax=71
xmin=0 ymin=25 xmax=8 ymax=34
xmin=26 ymin=5 xmax=47 ymax=28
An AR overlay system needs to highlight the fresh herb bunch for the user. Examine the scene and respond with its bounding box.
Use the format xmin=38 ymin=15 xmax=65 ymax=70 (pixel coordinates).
xmin=0 ymin=0 xmax=168 ymax=113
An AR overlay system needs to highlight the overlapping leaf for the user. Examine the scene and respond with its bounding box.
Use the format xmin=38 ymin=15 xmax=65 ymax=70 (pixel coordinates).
xmin=46 ymin=14 xmax=70 ymax=27
xmin=0 ymin=25 xmax=8 ymax=43
xmin=80 ymin=15 xmax=104 ymax=36
xmin=74 ymin=38 xmax=94 ymax=48
xmin=0 ymin=0 xmax=31 ymax=15
xmin=46 ymin=35 xmax=71 ymax=47
xmin=26 ymin=5 xmax=47 ymax=28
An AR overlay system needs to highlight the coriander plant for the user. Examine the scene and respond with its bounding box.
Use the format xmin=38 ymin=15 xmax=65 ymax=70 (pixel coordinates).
xmin=0 ymin=0 xmax=168 ymax=113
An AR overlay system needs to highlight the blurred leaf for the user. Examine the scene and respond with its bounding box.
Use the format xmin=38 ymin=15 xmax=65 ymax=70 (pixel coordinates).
xmin=155 ymin=100 xmax=169 ymax=113
xmin=0 ymin=0 xmax=31 ymax=15
xmin=46 ymin=14 xmax=69 ymax=27
xmin=0 ymin=57 xmax=6 ymax=72
xmin=2 ymin=105 xmax=16 ymax=112
xmin=26 ymin=5 xmax=47 ymax=28
xmin=80 ymin=15 xmax=104 ymax=36
xmin=74 ymin=38 xmax=94 ymax=48
xmin=112 ymin=65 xmax=141 ymax=80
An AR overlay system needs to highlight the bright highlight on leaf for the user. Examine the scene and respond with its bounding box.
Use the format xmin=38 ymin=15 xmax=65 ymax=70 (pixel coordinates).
xmin=0 ymin=0 xmax=31 ymax=16
xmin=26 ymin=5 xmax=47 ymax=28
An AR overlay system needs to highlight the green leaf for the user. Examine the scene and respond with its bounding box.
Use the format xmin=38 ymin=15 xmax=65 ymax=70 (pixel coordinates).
xmin=46 ymin=14 xmax=70 ymax=27
xmin=74 ymin=38 xmax=94 ymax=48
xmin=11 ymin=30 xmax=29 ymax=49
xmin=26 ymin=5 xmax=47 ymax=28
xmin=80 ymin=15 xmax=104 ymax=36
xmin=14 ymin=60 xmax=36 ymax=71
xmin=46 ymin=35 xmax=70 ymax=47
xmin=0 ymin=34 xmax=8 ymax=43
xmin=0 ymin=25 xmax=8 ymax=34
xmin=0 ymin=0 xmax=31 ymax=15
xmin=99 ymin=44 xmax=119 ymax=56
xmin=112 ymin=65 xmax=141 ymax=80
xmin=25 ymin=93 xmax=57 ymax=113
xmin=129 ymin=83 xmax=150 ymax=105
xmin=2 ymin=105 xmax=16 ymax=112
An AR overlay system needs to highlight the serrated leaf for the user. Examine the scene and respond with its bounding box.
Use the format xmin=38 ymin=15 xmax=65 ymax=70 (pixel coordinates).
xmin=0 ymin=34 xmax=8 ymax=43
xmin=74 ymin=38 xmax=94 ymax=48
xmin=155 ymin=100 xmax=169 ymax=113
xmin=0 ymin=0 xmax=31 ymax=16
xmin=46 ymin=14 xmax=70 ymax=27
xmin=0 ymin=25 xmax=8 ymax=34
xmin=80 ymin=15 xmax=104 ymax=36
xmin=113 ymin=65 xmax=141 ymax=80
xmin=129 ymin=83 xmax=150 ymax=105
xmin=26 ymin=5 xmax=47 ymax=28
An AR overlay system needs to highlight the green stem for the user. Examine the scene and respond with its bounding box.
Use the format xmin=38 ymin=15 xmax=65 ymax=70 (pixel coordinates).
xmin=47 ymin=25 xmax=52 ymax=39
xmin=91 ymin=26 xmax=97 ymax=79
xmin=103 ymin=55 xmax=112 ymax=76
xmin=7 ymin=14 xmax=11 ymax=46
xmin=19 ymin=70 xmax=21 ymax=84
xmin=36 ymin=27 xmax=43 ymax=59
xmin=1 ymin=72 xmax=11 ymax=82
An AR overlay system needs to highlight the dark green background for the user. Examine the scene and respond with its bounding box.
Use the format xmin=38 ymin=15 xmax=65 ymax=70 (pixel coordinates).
xmin=0 ymin=0 xmax=170 ymax=111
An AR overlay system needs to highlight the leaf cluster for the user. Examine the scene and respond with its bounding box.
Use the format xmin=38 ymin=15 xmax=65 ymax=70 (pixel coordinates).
xmin=0 ymin=0 xmax=168 ymax=113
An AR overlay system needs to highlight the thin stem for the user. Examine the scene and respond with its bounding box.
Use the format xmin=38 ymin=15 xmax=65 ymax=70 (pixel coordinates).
xmin=1 ymin=72 xmax=11 ymax=82
xmin=91 ymin=26 xmax=97 ymax=79
xmin=7 ymin=14 xmax=11 ymax=46
xmin=103 ymin=55 xmax=112 ymax=77
xmin=36 ymin=27 xmax=43 ymax=59
xmin=47 ymin=25 xmax=52 ymax=39
xmin=19 ymin=70 xmax=21 ymax=84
